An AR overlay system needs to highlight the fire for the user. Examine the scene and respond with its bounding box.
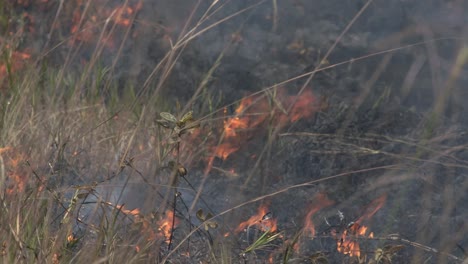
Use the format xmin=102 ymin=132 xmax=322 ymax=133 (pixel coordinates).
xmin=67 ymin=233 xmax=78 ymax=246
xmin=69 ymin=0 xmax=92 ymax=44
xmin=212 ymin=142 xmax=240 ymax=160
xmin=334 ymin=194 xmax=387 ymax=258
xmin=355 ymin=194 xmax=387 ymax=223
xmin=224 ymin=116 xmax=249 ymax=138
xmin=211 ymin=98 xmax=256 ymax=161
xmin=68 ymin=0 xmax=143 ymax=48
xmin=284 ymin=90 xmax=318 ymax=122
xmin=212 ymin=89 xmax=319 ymax=161
xmin=156 ymin=210 xmax=178 ymax=242
xmin=2 ymin=0 xmax=144 ymax=68
xmin=0 ymin=147 xmax=29 ymax=196
xmin=335 ymin=222 xmax=367 ymax=257
xmin=114 ymin=1 xmax=143 ymax=26
xmin=234 ymin=203 xmax=277 ymax=233
xmin=113 ymin=204 xmax=178 ymax=244
xmin=115 ymin=204 xmax=141 ymax=216
xmin=0 ymin=50 xmax=32 ymax=87
xmin=303 ymin=193 xmax=334 ymax=237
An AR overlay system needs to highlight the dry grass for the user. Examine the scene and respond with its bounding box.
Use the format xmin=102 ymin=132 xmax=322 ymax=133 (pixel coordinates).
xmin=0 ymin=1 xmax=467 ymax=263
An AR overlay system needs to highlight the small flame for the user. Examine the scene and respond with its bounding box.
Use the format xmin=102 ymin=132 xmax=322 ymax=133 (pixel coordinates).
xmin=356 ymin=194 xmax=387 ymax=223
xmin=156 ymin=210 xmax=178 ymax=242
xmin=0 ymin=51 xmax=32 ymax=84
xmin=113 ymin=204 xmax=178 ymax=244
xmin=303 ymin=193 xmax=334 ymax=237
xmin=224 ymin=116 xmax=249 ymax=138
xmin=115 ymin=204 xmax=141 ymax=216
xmin=67 ymin=234 xmax=77 ymax=243
xmin=211 ymin=89 xmax=319 ymax=163
xmin=111 ymin=6 xmax=134 ymax=27
xmin=108 ymin=1 xmax=143 ymax=27
xmin=334 ymin=194 xmax=387 ymax=258
xmin=212 ymin=142 xmax=240 ymax=160
xmin=68 ymin=1 xmax=142 ymax=48
xmin=285 ymin=90 xmax=318 ymax=123
xmin=234 ymin=203 xmax=277 ymax=233
xmin=0 ymin=147 xmax=29 ymax=196
xmin=336 ymin=222 xmax=368 ymax=257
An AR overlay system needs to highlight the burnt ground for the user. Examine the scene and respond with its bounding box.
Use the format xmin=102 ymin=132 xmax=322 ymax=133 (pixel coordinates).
xmin=7 ymin=0 xmax=468 ymax=263
xmin=150 ymin=1 xmax=467 ymax=263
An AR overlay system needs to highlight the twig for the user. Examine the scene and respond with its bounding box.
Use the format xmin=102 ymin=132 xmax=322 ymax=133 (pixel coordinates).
xmin=385 ymin=234 xmax=463 ymax=262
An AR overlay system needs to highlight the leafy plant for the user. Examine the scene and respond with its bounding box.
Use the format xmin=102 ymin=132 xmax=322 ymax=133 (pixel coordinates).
xmin=196 ymin=209 xmax=218 ymax=231
xmin=156 ymin=111 xmax=200 ymax=141
xmin=243 ymin=230 xmax=282 ymax=254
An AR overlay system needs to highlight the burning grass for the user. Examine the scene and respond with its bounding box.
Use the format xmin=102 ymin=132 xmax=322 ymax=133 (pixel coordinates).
xmin=0 ymin=0 xmax=467 ymax=263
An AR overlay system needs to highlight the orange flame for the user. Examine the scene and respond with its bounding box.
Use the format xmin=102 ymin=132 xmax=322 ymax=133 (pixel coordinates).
xmin=268 ymin=253 xmax=274 ymax=263
xmin=0 ymin=147 xmax=29 ymax=196
xmin=284 ymin=90 xmax=318 ymax=123
xmin=154 ymin=210 xmax=177 ymax=242
xmin=67 ymin=234 xmax=78 ymax=244
xmin=335 ymin=194 xmax=387 ymax=258
xmin=336 ymin=222 xmax=369 ymax=257
xmin=145 ymin=209 xmax=179 ymax=243
xmin=0 ymin=51 xmax=32 ymax=86
xmin=114 ymin=204 xmax=178 ymax=244
xmin=356 ymin=194 xmax=387 ymax=224
xmin=110 ymin=2 xmax=143 ymax=27
xmin=212 ymin=89 xmax=319 ymax=162
xmin=234 ymin=203 xmax=277 ymax=233
xmin=115 ymin=204 xmax=141 ymax=216
xmin=212 ymin=142 xmax=240 ymax=160
xmin=303 ymin=193 xmax=334 ymax=237
xmin=68 ymin=1 xmax=142 ymax=48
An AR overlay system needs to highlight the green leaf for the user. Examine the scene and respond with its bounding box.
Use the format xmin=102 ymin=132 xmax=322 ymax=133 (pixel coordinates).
xmin=179 ymin=111 xmax=193 ymax=125
xmin=160 ymin=112 xmax=177 ymax=123
xmin=204 ymin=220 xmax=218 ymax=231
xmin=156 ymin=119 xmax=174 ymax=128
xmin=196 ymin=209 xmax=205 ymax=221
xmin=196 ymin=209 xmax=218 ymax=230
xmin=205 ymin=212 xmax=213 ymax=220
xmin=244 ymin=231 xmax=282 ymax=254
